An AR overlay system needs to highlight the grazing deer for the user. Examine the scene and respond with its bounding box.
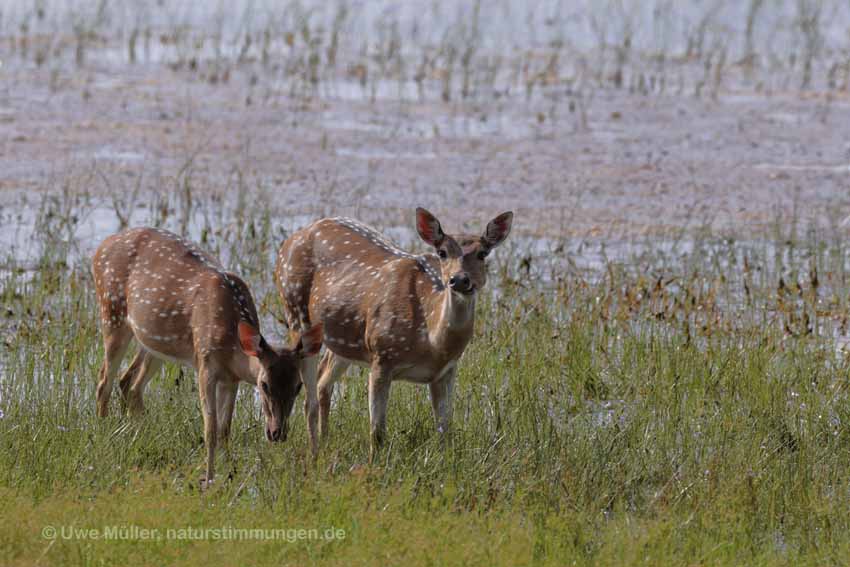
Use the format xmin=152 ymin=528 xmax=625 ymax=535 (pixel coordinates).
xmin=275 ymin=208 xmax=512 ymax=461
xmin=92 ymin=227 xmax=322 ymax=483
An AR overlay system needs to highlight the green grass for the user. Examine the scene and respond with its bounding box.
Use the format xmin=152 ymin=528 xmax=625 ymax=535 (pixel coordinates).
xmin=3 ymin=206 xmax=850 ymax=565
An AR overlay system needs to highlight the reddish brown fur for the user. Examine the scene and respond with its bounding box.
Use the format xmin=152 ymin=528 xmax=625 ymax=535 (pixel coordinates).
xmin=93 ymin=227 xmax=320 ymax=483
xmin=275 ymin=210 xmax=512 ymax=460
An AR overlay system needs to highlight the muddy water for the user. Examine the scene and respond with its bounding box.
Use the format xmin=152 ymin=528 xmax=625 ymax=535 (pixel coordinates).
xmin=1 ymin=2 xmax=850 ymax=248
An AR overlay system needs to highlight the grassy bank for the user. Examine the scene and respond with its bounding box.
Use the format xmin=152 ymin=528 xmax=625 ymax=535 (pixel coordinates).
xmin=3 ymin=205 xmax=850 ymax=565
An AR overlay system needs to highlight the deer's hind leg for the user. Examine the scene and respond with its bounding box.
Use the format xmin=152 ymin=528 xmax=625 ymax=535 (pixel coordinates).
xmin=301 ymin=355 xmax=321 ymax=458
xmin=123 ymin=350 xmax=163 ymax=416
xmin=368 ymin=362 xmax=393 ymax=465
xmin=96 ymin=324 xmax=133 ymax=417
xmin=118 ymin=349 xmax=145 ymax=406
xmin=317 ymin=351 xmax=350 ymax=440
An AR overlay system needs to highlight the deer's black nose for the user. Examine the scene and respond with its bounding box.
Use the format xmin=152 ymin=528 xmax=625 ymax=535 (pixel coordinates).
xmin=449 ymin=273 xmax=471 ymax=292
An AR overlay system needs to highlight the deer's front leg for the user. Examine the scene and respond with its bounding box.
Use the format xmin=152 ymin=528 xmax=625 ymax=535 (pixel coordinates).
xmin=216 ymin=381 xmax=238 ymax=444
xmin=300 ymin=356 xmax=320 ymax=458
xmin=429 ymin=365 xmax=456 ymax=435
xmin=368 ymin=363 xmax=392 ymax=465
xmin=198 ymin=362 xmax=218 ymax=485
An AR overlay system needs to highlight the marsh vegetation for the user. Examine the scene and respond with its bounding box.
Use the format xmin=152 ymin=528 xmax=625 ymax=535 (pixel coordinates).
xmin=3 ymin=188 xmax=850 ymax=564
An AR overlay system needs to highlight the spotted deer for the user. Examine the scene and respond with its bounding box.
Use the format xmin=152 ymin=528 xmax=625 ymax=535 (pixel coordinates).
xmin=93 ymin=227 xmax=322 ymax=483
xmin=274 ymin=208 xmax=513 ymax=461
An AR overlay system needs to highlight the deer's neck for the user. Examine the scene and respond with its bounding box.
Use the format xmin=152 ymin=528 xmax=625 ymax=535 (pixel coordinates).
xmin=426 ymin=289 xmax=475 ymax=351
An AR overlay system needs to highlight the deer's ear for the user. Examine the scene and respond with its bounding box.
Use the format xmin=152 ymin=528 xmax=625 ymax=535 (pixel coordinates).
xmin=297 ymin=323 xmax=323 ymax=358
xmin=416 ymin=207 xmax=445 ymax=248
xmin=238 ymin=321 xmax=264 ymax=357
xmin=482 ymin=211 xmax=513 ymax=250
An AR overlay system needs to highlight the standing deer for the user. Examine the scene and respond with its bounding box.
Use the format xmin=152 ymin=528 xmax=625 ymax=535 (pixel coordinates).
xmin=274 ymin=208 xmax=512 ymax=461
xmin=92 ymin=227 xmax=322 ymax=483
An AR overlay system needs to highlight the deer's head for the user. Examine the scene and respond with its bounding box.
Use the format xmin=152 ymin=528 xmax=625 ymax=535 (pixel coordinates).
xmin=415 ymin=207 xmax=513 ymax=300
xmin=238 ymin=322 xmax=323 ymax=442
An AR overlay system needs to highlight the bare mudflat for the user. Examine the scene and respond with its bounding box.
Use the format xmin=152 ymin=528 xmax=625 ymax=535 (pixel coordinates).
xmin=4 ymin=60 xmax=850 ymax=241
xmin=2 ymin=1 xmax=850 ymax=245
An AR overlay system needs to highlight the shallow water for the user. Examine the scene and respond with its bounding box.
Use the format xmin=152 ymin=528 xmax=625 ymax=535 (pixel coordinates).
xmin=5 ymin=1 xmax=850 ymax=69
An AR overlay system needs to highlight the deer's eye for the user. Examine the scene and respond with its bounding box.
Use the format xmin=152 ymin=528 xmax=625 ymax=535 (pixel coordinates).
xmin=477 ymin=250 xmax=488 ymax=261
xmin=437 ymin=249 xmax=448 ymax=259
xmin=261 ymin=382 xmax=270 ymax=395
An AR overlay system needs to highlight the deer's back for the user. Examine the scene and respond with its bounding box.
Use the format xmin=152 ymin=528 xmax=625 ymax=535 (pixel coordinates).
xmin=276 ymin=218 xmax=454 ymax=370
xmin=94 ymin=227 xmax=258 ymax=365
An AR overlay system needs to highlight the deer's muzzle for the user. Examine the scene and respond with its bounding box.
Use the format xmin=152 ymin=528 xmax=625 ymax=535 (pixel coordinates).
xmin=449 ymin=272 xmax=474 ymax=294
